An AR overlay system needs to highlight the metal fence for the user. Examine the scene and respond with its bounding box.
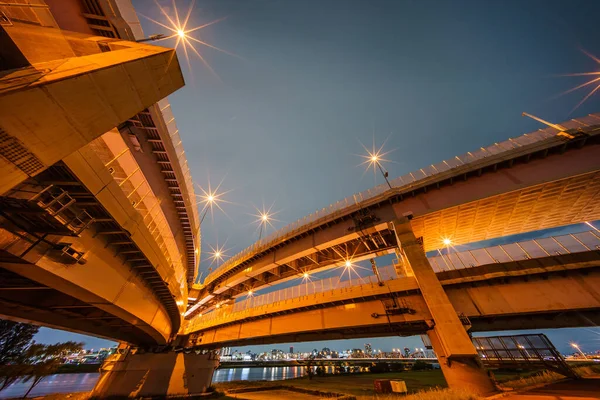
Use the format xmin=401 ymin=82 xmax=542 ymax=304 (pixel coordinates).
xmin=428 ymin=230 xmax=600 ymax=272
xmin=89 ymin=132 xmax=187 ymax=289
xmin=232 ymin=264 xmax=398 ymax=312
xmin=188 ymin=229 xmax=600 ymax=330
xmin=205 ymin=114 xmax=600 ymax=284
xmin=474 ymin=334 xmax=576 ymax=377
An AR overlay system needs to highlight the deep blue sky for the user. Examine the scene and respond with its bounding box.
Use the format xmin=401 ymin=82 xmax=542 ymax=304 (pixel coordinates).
xmin=36 ymin=0 xmax=600 ymax=355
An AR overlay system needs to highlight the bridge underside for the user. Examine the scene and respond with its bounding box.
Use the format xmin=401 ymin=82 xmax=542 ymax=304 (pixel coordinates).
xmin=186 ymin=309 xmax=600 ymax=349
xmin=185 ymin=252 xmax=600 ymax=349
xmin=193 ymin=140 xmax=600 ymax=316
xmin=0 ymin=263 xmax=158 ymax=345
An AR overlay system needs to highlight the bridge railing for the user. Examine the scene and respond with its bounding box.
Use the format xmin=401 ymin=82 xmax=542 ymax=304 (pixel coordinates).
xmin=89 ymin=131 xmax=187 ymax=288
xmin=189 ymin=229 xmax=600 ymax=329
xmin=231 ymin=264 xmax=399 ymax=312
xmin=428 ymin=230 xmax=600 ymax=272
xmin=206 ymin=115 xmax=600 ymax=284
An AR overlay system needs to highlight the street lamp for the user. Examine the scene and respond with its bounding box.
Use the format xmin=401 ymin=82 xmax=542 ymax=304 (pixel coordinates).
xmin=135 ymin=33 xmax=166 ymax=43
xmin=571 ymin=343 xmax=587 ymax=359
xmin=358 ymin=140 xmax=394 ymax=189
xmin=197 ymin=182 xmax=230 ymax=224
xmin=517 ymin=344 xmax=531 ymax=359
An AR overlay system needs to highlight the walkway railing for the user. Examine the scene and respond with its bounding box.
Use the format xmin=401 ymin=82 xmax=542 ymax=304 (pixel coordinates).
xmin=189 ymin=229 xmax=600 ymax=329
xmin=428 ymin=230 xmax=600 ymax=272
xmin=205 ymin=114 xmax=600 ymax=284
xmin=89 ymin=131 xmax=187 ymax=289
xmin=232 ymin=264 xmax=399 ymax=312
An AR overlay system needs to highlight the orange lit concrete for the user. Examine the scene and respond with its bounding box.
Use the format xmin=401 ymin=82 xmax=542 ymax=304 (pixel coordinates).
xmin=0 ymin=23 xmax=184 ymax=194
xmin=391 ymin=218 xmax=495 ymax=395
xmin=184 ymin=252 xmax=600 ymax=347
xmin=93 ymin=351 xmax=219 ymax=397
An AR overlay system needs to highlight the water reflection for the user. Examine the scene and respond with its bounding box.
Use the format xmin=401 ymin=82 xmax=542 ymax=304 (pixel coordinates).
xmin=0 ymin=373 xmax=99 ymax=399
xmin=212 ymin=366 xmax=306 ymax=382
xmin=0 ymin=366 xmax=364 ymax=398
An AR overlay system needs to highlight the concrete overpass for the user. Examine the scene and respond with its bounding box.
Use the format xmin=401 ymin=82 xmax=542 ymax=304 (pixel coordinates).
xmin=188 ymin=114 xmax=600 ymax=316
xmin=184 ymin=230 xmax=600 ymax=346
xmin=0 ymin=1 xmax=213 ymax=396
xmin=1 ymin=0 xmax=600 ymax=396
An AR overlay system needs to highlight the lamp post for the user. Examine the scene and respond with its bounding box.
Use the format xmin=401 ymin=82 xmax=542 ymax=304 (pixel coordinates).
xmin=135 ymin=34 xmax=166 ymax=43
xmin=372 ymin=155 xmax=392 ymax=189
xmin=571 ymin=343 xmax=587 ymax=359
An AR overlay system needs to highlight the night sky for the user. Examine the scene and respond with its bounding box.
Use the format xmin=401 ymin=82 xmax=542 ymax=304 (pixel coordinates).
xmin=36 ymin=0 xmax=600 ymax=355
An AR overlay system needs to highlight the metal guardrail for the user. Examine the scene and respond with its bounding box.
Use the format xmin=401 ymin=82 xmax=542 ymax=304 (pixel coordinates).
xmin=232 ymin=264 xmax=398 ymax=312
xmin=157 ymin=99 xmax=199 ymax=229
xmin=188 ymin=229 xmax=600 ymax=329
xmin=474 ymin=333 xmax=577 ymax=377
xmin=89 ymin=132 xmax=187 ymax=290
xmin=205 ymin=114 xmax=600 ymax=285
xmin=429 ymin=230 xmax=600 ymax=272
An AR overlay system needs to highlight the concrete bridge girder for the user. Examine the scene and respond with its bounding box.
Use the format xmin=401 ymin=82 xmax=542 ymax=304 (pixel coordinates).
xmin=186 ymin=252 xmax=600 ymax=345
xmin=64 ymin=146 xmax=187 ymax=301
xmin=0 ymin=214 xmax=173 ymax=344
xmin=195 ymin=145 xmax=600 ymax=311
xmin=0 ymin=23 xmax=184 ymax=195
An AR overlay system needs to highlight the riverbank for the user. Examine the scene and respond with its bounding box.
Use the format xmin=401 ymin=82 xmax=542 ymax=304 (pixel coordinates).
xmin=215 ymin=370 xmax=447 ymax=398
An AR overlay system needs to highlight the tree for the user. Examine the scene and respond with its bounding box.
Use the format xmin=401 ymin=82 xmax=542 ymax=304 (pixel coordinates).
xmin=0 ymin=320 xmax=39 ymax=391
xmin=21 ymin=341 xmax=83 ymax=398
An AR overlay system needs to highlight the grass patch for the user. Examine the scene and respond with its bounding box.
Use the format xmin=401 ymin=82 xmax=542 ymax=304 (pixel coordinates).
xmin=357 ymin=387 xmax=480 ymax=400
xmin=215 ymin=371 xmax=446 ymax=398
xmin=498 ymin=364 xmax=600 ymax=390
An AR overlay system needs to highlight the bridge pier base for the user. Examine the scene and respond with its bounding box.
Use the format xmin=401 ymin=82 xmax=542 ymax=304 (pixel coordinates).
xmin=391 ymin=218 xmax=496 ymax=395
xmin=92 ymin=350 xmax=219 ymax=398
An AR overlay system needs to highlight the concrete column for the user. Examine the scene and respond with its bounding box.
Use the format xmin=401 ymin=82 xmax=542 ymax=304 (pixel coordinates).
xmin=92 ymin=350 xmax=219 ymax=398
xmin=390 ymin=218 xmax=496 ymax=395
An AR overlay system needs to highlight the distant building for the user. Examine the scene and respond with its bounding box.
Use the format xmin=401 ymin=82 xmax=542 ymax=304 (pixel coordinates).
xmin=364 ymin=343 xmax=373 ymax=356
xmin=290 ymin=346 xmax=294 ymax=354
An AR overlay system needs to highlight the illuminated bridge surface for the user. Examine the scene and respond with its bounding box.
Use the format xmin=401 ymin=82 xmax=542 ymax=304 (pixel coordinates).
xmin=183 ymin=230 xmax=600 ymax=346
xmin=0 ymin=1 xmax=197 ymax=346
xmin=187 ymin=114 xmax=600 ymax=316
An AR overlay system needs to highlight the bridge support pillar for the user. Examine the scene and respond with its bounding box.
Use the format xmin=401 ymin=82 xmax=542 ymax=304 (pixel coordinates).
xmin=390 ymin=219 xmax=496 ymax=395
xmin=92 ymin=350 xmax=219 ymax=398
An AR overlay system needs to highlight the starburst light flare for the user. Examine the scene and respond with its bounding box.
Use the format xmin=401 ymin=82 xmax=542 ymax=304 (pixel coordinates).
xmin=252 ymin=202 xmax=281 ymax=240
xmin=555 ymin=49 xmax=600 ymax=113
xmin=137 ymin=0 xmax=239 ymax=79
xmin=206 ymin=241 xmax=232 ymax=268
xmin=356 ymin=135 xmax=395 ymax=188
xmin=196 ymin=179 xmax=232 ymax=223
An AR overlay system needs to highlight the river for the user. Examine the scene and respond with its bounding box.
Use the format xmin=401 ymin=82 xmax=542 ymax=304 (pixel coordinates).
xmin=0 ymin=366 xmax=309 ymax=398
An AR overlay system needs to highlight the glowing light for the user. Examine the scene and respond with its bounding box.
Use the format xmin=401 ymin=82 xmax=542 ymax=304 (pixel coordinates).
xmin=570 ymin=342 xmax=580 ymax=350
xmin=555 ymin=49 xmax=600 ymax=113
xmin=357 ymin=135 xmax=395 ymax=183
xmin=215 ymin=304 xmax=221 ymax=309
xmin=138 ymin=0 xmax=238 ymax=79
xmin=197 ymin=178 xmax=232 ymax=223
xmin=442 ymin=238 xmax=452 ymax=246
xmin=252 ymin=203 xmax=280 ymax=238
xmin=303 ymin=272 xmax=309 ymax=278
xmin=207 ymin=242 xmax=231 ymax=268
xmin=248 ymin=290 xmax=253 ymax=296
xmin=345 ymin=260 xmax=352 ymax=268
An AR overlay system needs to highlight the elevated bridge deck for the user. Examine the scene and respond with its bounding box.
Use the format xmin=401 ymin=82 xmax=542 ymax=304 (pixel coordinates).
xmin=184 ymin=231 xmax=600 ymax=348
xmin=188 ymin=114 xmax=600 ymax=317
